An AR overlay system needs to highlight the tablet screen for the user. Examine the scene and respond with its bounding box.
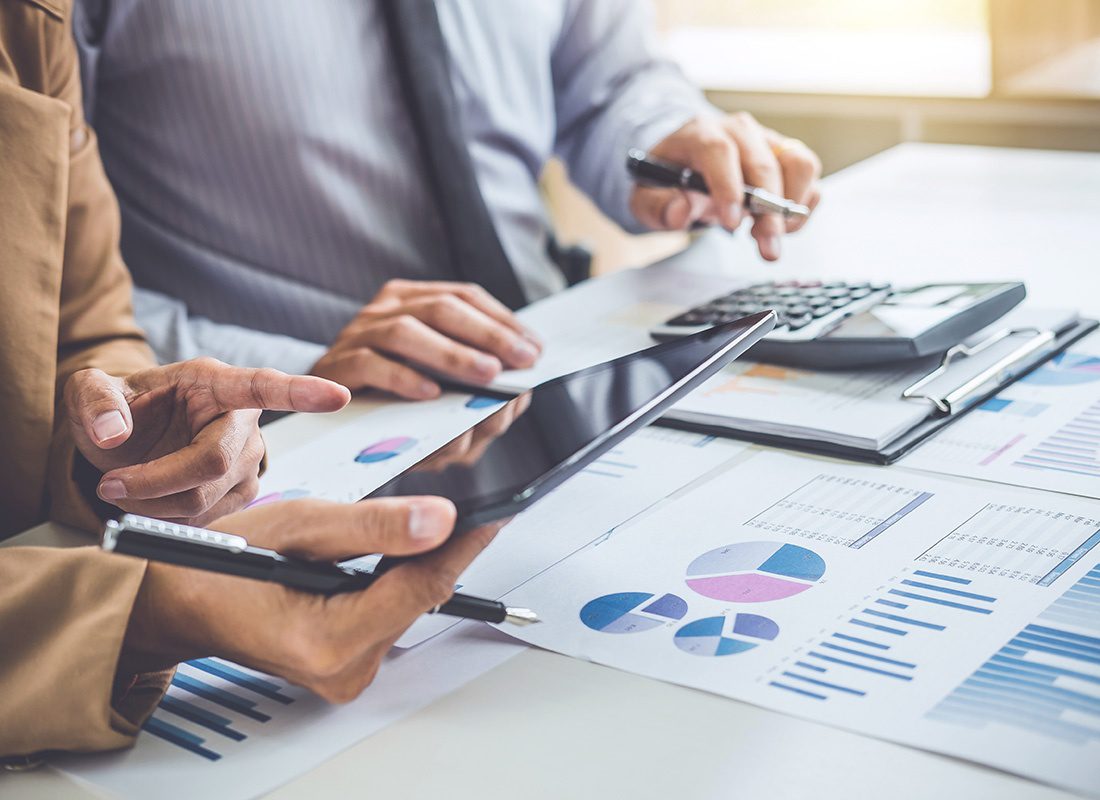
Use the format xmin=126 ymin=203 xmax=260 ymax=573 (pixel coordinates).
xmin=364 ymin=312 xmax=772 ymax=519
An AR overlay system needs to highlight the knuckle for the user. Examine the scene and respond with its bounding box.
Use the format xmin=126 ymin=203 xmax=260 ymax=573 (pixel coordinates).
xmin=177 ymin=487 xmax=210 ymax=516
xmin=746 ymin=157 xmax=779 ymax=179
xmin=733 ymin=110 xmax=758 ymax=127
xmin=199 ymin=442 xmax=235 ymax=478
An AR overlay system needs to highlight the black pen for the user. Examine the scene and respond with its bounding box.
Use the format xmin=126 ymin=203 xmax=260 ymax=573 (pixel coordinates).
xmin=626 ymin=148 xmax=810 ymax=219
xmin=102 ymin=514 xmax=539 ymax=626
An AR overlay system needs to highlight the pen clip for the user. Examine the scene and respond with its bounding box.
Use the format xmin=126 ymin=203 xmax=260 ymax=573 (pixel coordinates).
xmin=104 ymin=514 xmax=249 ymax=553
xmin=900 ymin=327 xmax=1056 ymax=415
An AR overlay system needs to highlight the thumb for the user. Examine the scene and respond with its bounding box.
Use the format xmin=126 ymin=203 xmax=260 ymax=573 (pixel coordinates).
xmin=630 ymin=186 xmax=706 ymax=231
xmin=65 ymin=369 xmax=133 ymax=449
xmin=216 ymin=496 xmax=458 ymax=559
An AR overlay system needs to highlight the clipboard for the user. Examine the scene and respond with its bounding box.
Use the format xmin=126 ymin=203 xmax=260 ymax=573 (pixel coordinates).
xmin=655 ymin=317 xmax=1100 ymax=464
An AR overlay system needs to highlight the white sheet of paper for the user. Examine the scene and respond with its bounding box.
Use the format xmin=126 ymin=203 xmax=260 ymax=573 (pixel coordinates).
xmin=53 ymin=623 xmax=524 ymax=800
xmin=497 ymin=450 xmax=1100 ymax=798
xmin=903 ymin=332 xmax=1100 ymax=499
xmin=394 ymin=427 xmax=748 ymax=646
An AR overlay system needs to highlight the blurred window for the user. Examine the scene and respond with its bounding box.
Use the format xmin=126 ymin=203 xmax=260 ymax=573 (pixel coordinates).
xmin=654 ymin=0 xmax=1100 ymax=100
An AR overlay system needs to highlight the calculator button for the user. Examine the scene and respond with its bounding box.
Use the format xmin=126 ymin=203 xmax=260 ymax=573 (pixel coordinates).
xmin=822 ymin=281 xmax=846 ymax=289
xmin=807 ymin=296 xmax=831 ymax=308
xmin=846 ymin=281 xmax=871 ymax=290
xmin=870 ymin=282 xmax=891 ymax=292
xmin=831 ymin=297 xmax=853 ymax=308
xmin=824 ymin=288 xmax=851 ymax=299
xmin=786 ymin=314 xmax=813 ymax=330
xmin=784 ymin=304 xmax=812 ymax=317
xmin=848 ymin=288 xmax=873 ymax=300
xmin=811 ymin=306 xmax=833 ymax=318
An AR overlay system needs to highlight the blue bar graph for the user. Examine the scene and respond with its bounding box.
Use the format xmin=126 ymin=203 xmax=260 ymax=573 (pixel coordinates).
xmin=928 ymin=563 xmax=1100 ymax=744
xmin=190 ymin=658 xmax=295 ymax=704
xmin=145 ymin=660 xmax=296 ymax=761
xmin=144 ymin=716 xmax=221 ymax=761
xmin=774 ymin=569 xmax=998 ymax=704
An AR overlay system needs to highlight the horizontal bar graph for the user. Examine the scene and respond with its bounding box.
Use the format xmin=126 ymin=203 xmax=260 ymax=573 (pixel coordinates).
xmin=773 ymin=569 xmax=998 ymax=703
xmin=143 ymin=659 xmax=296 ymax=761
xmin=928 ymin=563 xmax=1100 ymax=745
xmin=743 ymin=473 xmax=933 ymax=550
xmin=1015 ymin=399 xmax=1100 ymax=478
xmin=918 ymin=503 xmax=1100 ymax=586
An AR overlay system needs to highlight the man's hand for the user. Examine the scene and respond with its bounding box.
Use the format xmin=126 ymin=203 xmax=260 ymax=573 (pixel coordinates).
xmin=65 ymin=358 xmax=350 ymax=525
xmin=630 ymin=113 xmax=822 ymax=261
xmin=311 ymin=279 xmax=542 ymax=398
xmin=118 ymin=496 xmax=505 ymax=702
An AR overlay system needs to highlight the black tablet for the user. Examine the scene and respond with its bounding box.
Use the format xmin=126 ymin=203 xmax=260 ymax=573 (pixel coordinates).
xmin=364 ymin=311 xmax=775 ymax=530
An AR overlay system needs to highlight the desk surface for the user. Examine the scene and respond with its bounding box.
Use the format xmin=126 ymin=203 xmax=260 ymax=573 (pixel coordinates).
xmin=6 ymin=143 xmax=1099 ymax=800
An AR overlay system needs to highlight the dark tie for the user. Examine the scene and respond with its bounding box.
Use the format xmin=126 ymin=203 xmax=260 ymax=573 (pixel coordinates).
xmin=379 ymin=0 xmax=528 ymax=310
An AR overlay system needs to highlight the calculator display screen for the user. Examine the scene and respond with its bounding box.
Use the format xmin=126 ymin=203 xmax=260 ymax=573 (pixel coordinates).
xmin=822 ymin=283 xmax=1012 ymax=340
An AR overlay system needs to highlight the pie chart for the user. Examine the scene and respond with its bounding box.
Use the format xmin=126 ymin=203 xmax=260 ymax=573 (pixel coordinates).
xmin=465 ymin=396 xmax=504 ymax=409
xmin=674 ymin=613 xmax=779 ymax=656
xmin=686 ymin=541 xmax=825 ymax=602
xmin=355 ymin=436 xmax=418 ymax=464
xmin=1023 ymin=352 xmax=1100 ymax=386
xmin=579 ymin=592 xmax=688 ymax=634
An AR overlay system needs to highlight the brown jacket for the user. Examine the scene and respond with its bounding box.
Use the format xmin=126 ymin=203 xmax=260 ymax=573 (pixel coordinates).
xmin=0 ymin=0 xmax=166 ymax=757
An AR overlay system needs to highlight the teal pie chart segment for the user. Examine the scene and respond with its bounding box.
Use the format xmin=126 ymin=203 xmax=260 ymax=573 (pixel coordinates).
xmin=674 ymin=613 xmax=780 ymax=657
xmin=686 ymin=541 xmax=825 ymax=603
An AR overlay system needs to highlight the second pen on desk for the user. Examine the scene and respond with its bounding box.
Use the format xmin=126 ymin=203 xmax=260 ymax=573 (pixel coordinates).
xmin=102 ymin=514 xmax=539 ymax=626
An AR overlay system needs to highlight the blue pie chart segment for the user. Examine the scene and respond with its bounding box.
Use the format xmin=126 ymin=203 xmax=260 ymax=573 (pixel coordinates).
xmin=579 ymin=592 xmax=688 ymax=634
xmin=674 ymin=613 xmax=780 ymax=657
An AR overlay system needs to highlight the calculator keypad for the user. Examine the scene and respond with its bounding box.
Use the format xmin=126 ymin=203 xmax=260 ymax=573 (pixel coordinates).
xmin=664 ymin=280 xmax=891 ymax=335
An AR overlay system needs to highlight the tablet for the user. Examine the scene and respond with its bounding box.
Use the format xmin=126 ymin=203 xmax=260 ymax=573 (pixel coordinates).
xmin=364 ymin=311 xmax=775 ymax=530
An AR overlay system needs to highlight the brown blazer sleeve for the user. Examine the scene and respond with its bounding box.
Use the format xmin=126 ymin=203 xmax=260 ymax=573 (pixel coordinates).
xmin=0 ymin=546 xmax=170 ymax=756
xmin=40 ymin=0 xmax=157 ymax=532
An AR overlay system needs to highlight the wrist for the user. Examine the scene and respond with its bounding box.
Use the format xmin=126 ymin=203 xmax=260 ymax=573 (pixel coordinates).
xmin=117 ymin=561 xmax=213 ymax=676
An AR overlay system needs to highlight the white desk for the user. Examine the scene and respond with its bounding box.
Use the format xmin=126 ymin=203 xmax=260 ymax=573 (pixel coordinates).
xmin=5 ymin=144 xmax=1099 ymax=800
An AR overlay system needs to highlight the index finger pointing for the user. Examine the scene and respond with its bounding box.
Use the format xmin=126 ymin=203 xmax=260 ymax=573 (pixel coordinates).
xmin=210 ymin=368 xmax=351 ymax=414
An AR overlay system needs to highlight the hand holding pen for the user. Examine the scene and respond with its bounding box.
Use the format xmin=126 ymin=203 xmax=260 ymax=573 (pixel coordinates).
xmin=109 ymin=498 xmax=531 ymax=704
xmin=627 ymin=114 xmax=822 ymax=261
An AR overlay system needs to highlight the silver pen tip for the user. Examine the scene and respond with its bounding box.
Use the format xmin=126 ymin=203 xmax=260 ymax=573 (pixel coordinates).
xmin=503 ymin=607 xmax=541 ymax=626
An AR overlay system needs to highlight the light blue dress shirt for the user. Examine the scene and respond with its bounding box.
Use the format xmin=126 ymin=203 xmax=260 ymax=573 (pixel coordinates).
xmin=75 ymin=0 xmax=712 ymax=372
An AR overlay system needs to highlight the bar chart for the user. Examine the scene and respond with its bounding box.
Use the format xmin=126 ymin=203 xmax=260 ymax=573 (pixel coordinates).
xmin=1015 ymin=398 xmax=1100 ymax=479
xmin=927 ymin=563 xmax=1100 ymax=745
xmin=770 ymin=569 xmax=999 ymax=702
xmin=918 ymin=503 xmax=1100 ymax=586
xmin=143 ymin=659 xmax=296 ymax=761
xmin=743 ymin=473 xmax=933 ymax=549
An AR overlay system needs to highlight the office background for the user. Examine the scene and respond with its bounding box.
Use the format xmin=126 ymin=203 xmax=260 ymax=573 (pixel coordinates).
xmin=546 ymin=0 xmax=1100 ymax=276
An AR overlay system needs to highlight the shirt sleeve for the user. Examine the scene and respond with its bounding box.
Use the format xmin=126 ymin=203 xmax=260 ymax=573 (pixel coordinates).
xmin=0 ymin=546 xmax=170 ymax=757
xmin=550 ymin=0 xmax=717 ymax=234
xmin=133 ymin=286 xmax=329 ymax=374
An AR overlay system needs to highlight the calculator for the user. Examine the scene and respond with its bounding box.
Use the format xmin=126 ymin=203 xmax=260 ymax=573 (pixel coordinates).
xmin=650 ymin=281 xmax=1027 ymax=369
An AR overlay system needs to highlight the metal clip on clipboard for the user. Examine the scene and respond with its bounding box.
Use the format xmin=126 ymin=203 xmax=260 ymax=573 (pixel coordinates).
xmin=901 ymin=327 xmax=1057 ymax=415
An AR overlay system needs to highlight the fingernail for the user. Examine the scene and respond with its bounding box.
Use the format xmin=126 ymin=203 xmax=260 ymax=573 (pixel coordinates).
xmin=522 ymin=329 xmax=543 ymax=350
xmin=510 ymin=339 xmax=539 ymax=366
xmin=728 ymin=203 xmax=743 ymax=228
xmin=408 ymin=503 xmax=437 ymax=541
xmin=92 ymin=411 xmax=127 ymax=444
xmin=473 ymin=354 xmax=501 ymax=378
xmin=99 ymin=479 xmax=127 ymax=501
xmin=662 ymin=193 xmax=690 ymax=229
xmin=418 ymin=380 xmax=441 ymax=398
xmin=764 ymin=235 xmax=781 ymax=260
